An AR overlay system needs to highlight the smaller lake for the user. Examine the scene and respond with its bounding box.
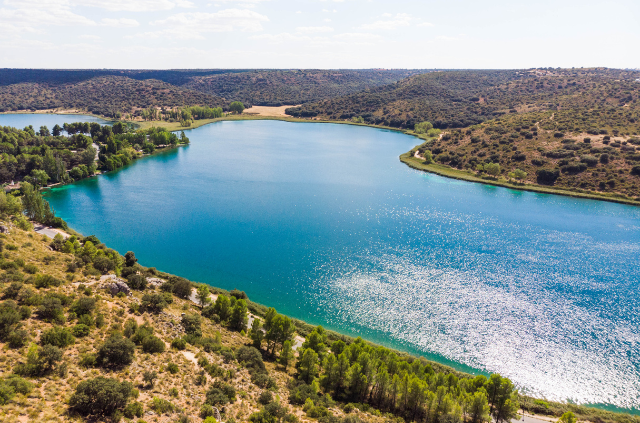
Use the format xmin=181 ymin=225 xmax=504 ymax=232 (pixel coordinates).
xmin=0 ymin=113 xmax=108 ymax=130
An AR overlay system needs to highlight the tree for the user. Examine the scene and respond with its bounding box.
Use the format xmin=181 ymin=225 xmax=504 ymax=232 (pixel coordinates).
xmin=21 ymin=182 xmax=45 ymax=222
xmin=229 ymin=299 xmax=248 ymax=332
xmin=124 ymin=251 xmax=137 ymax=267
xmin=52 ymin=124 xmax=62 ymax=136
xmin=142 ymin=335 xmax=165 ymax=353
xmin=250 ymin=318 xmax=264 ymax=349
xmin=214 ymin=295 xmax=231 ymax=321
xmin=559 ymin=412 xmax=577 ymax=423
xmin=141 ymin=293 xmax=167 ymax=313
xmin=508 ymin=169 xmax=527 ymax=182
xmin=96 ymin=334 xmax=135 ymax=367
xmin=279 ymin=340 xmax=294 ymax=369
xmin=265 ymin=314 xmax=294 ymax=356
xmin=414 ymin=121 xmax=434 ymax=134
xmin=172 ymin=277 xmax=192 ymax=299
xmin=197 ymin=285 xmax=211 ymax=308
xmin=229 ymin=101 xmax=245 ymax=114
xmin=466 ymin=391 xmax=490 ymax=423
xmin=484 ymin=162 xmax=501 ymax=177
xmin=301 ymin=326 xmax=327 ymax=360
xmin=297 ymin=348 xmax=319 ymax=384
xmin=69 ymin=377 xmax=133 ymax=418
xmin=181 ymin=314 xmax=202 ymax=337
xmin=143 ymin=370 xmax=158 ymax=388
xmin=422 ymin=150 xmax=434 ymax=164
xmin=127 ymin=274 xmax=147 ymax=290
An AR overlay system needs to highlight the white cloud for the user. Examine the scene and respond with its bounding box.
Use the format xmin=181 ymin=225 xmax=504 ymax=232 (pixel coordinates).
xmin=296 ymin=26 xmax=333 ymax=34
xmin=79 ymin=34 xmax=102 ymax=40
xmin=359 ymin=13 xmax=412 ymax=30
xmin=334 ymin=32 xmax=381 ymax=41
xmin=436 ymin=35 xmax=458 ymax=41
xmin=72 ymin=0 xmax=193 ymax=12
xmin=101 ymin=18 xmax=140 ymax=27
xmin=147 ymin=9 xmax=269 ymax=39
xmin=418 ymin=22 xmax=434 ymax=27
xmin=0 ymin=4 xmax=96 ymax=33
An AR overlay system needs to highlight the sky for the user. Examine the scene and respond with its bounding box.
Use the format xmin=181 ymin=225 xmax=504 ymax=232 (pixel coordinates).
xmin=0 ymin=0 xmax=639 ymax=69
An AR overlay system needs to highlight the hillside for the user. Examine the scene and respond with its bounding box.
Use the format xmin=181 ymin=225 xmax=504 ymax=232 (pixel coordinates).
xmin=0 ymin=76 xmax=225 ymax=117
xmin=0 ymin=193 xmax=637 ymax=423
xmin=285 ymin=68 xmax=640 ymax=129
xmin=182 ymin=70 xmax=429 ymax=107
xmin=410 ymin=109 xmax=640 ymax=200
xmin=0 ymin=69 xmax=427 ymax=116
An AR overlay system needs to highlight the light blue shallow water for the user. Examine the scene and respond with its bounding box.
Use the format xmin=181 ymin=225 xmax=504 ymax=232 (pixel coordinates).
xmin=24 ymin=117 xmax=640 ymax=409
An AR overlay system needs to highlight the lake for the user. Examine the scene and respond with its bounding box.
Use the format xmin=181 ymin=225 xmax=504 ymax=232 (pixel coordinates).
xmin=16 ymin=115 xmax=640 ymax=410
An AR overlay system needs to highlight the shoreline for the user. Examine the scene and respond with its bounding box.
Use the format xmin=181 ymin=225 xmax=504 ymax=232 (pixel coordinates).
xmin=22 ymin=112 xmax=640 ymax=417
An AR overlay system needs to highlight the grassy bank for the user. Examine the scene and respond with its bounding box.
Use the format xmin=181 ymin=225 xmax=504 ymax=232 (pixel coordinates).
xmin=400 ymin=149 xmax=640 ymax=207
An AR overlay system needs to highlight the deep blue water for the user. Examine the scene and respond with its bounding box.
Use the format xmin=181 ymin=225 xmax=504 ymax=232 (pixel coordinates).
xmin=27 ymin=117 xmax=640 ymax=409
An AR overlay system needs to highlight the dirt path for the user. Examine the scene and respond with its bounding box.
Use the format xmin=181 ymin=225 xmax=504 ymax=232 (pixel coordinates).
xmin=33 ymin=223 xmax=70 ymax=239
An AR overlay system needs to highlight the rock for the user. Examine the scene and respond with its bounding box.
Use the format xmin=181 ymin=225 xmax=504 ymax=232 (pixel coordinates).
xmin=109 ymin=281 xmax=132 ymax=296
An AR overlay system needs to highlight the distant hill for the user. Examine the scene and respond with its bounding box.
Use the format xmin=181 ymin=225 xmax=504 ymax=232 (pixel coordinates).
xmin=285 ymin=68 xmax=640 ymax=129
xmin=182 ymin=69 xmax=430 ymax=107
xmin=0 ymin=69 xmax=429 ymax=115
xmin=0 ymin=76 xmax=224 ymax=117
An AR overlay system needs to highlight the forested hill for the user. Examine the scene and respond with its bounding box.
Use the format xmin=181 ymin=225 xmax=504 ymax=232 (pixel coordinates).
xmin=0 ymin=76 xmax=225 ymax=118
xmin=285 ymin=68 xmax=640 ymax=129
xmin=0 ymin=69 xmax=428 ymax=114
xmin=181 ymin=69 xmax=429 ymax=107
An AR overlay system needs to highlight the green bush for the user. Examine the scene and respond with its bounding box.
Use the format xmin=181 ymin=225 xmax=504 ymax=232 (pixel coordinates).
xmin=0 ymin=380 xmax=14 ymax=405
xmin=205 ymin=381 xmax=236 ymax=406
xmin=181 ymin=314 xmax=202 ymax=336
xmin=79 ymin=353 xmax=96 ymax=368
xmin=72 ymin=324 xmax=91 ymax=337
xmin=151 ymin=397 xmax=175 ymax=414
xmin=70 ymin=296 xmax=96 ymax=316
xmin=123 ymin=401 xmax=144 ymax=418
xmin=5 ymin=375 xmax=33 ymax=395
xmin=126 ymin=274 xmax=147 ymax=290
xmin=40 ymin=326 xmax=75 ymax=348
xmin=69 ymin=377 xmax=133 ymax=417
xmin=23 ymin=264 xmax=38 ymax=274
xmin=96 ymin=334 xmax=135 ymax=367
xmin=131 ymin=323 xmax=154 ymax=344
xmin=142 ymin=335 xmax=165 ymax=354
xmin=167 ymin=362 xmax=179 ymax=374
xmin=34 ymin=274 xmax=62 ymax=289
xmin=171 ymin=337 xmax=186 ymax=350
xmin=141 ymin=293 xmax=167 ymax=313
xmin=7 ymin=329 xmax=29 ymax=348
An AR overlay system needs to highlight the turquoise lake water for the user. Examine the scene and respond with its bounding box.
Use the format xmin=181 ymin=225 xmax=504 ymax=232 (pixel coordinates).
xmin=10 ymin=115 xmax=640 ymax=409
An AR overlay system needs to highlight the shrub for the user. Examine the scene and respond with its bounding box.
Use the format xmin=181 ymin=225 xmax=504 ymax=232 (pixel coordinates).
xmin=536 ymin=168 xmax=560 ymax=185
xmin=23 ymin=264 xmax=38 ymax=274
xmin=77 ymin=313 xmax=94 ymax=327
xmin=79 ymin=353 xmax=97 ymax=368
xmin=72 ymin=324 xmax=91 ymax=337
xmin=181 ymin=314 xmax=202 ymax=336
xmin=205 ymin=381 xmax=236 ymax=406
xmin=229 ymin=289 xmax=248 ymax=300
xmin=7 ymin=329 xmax=29 ymax=348
xmin=141 ymin=293 xmax=167 ymax=313
xmin=631 ymin=166 xmax=640 ymax=176
xmin=127 ymin=274 xmax=147 ymax=290
xmin=5 ymin=375 xmax=33 ymax=395
xmin=0 ymin=380 xmax=14 ymax=405
xmin=123 ymin=401 xmax=144 ymax=418
xmin=259 ymin=390 xmax=274 ymax=405
xmin=0 ymin=303 xmax=21 ymax=339
xmin=15 ymin=343 xmax=63 ymax=376
xmin=92 ymin=256 xmax=115 ymax=274
xmin=70 ymin=296 xmax=96 ymax=316
xmin=34 ymin=274 xmax=62 ymax=289
xmin=167 ymin=362 xmax=179 ymax=374
xmin=143 ymin=370 xmax=158 ymax=387
xmin=40 ymin=327 xmax=75 ymax=348
xmin=96 ymin=334 xmax=135 ymax=367
xmin=171 ymin=337 xmax=186 ymax=350
xmin=580 ymin=155 xmax=599 ymax=167
xmin=252 ymin=371 xmax=277 ymax=389
xmin=131 ymin=323 xmax=154 ymax=344
xmin=36 ymin=296 xmax=64 ymax=323
xmin=200 ymin=404 xmax=215 ymax=418
xmin=142 ymin=335 xmax=165 ymax=353
xmin=172 ymin=277 xmax=193 ymax=299
xmin=3 ymin=282 xmax=23 ymax=299
xmin=69 ymin=377 xmax=133 ymax=417
xmin=236 ymin=346 xmax=265 ymax=372
xmin=151 ymin=397 xmax=175 ymax=414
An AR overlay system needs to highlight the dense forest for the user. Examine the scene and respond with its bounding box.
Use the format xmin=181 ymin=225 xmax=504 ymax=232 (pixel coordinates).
xmin=0 ymin=195 xmax=634 ymax=423
xmin=0 ymin=69 xmax=427 ymax=115
xmin=285 ymin=68 xmax=640 ymax=130
xmin=0 ymin=122 xmax=190 ymax=188
xmin=182 ymin=70 xmax=429 ymax=107
xmin=0 ymin=76 xmax=225 ymax=118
